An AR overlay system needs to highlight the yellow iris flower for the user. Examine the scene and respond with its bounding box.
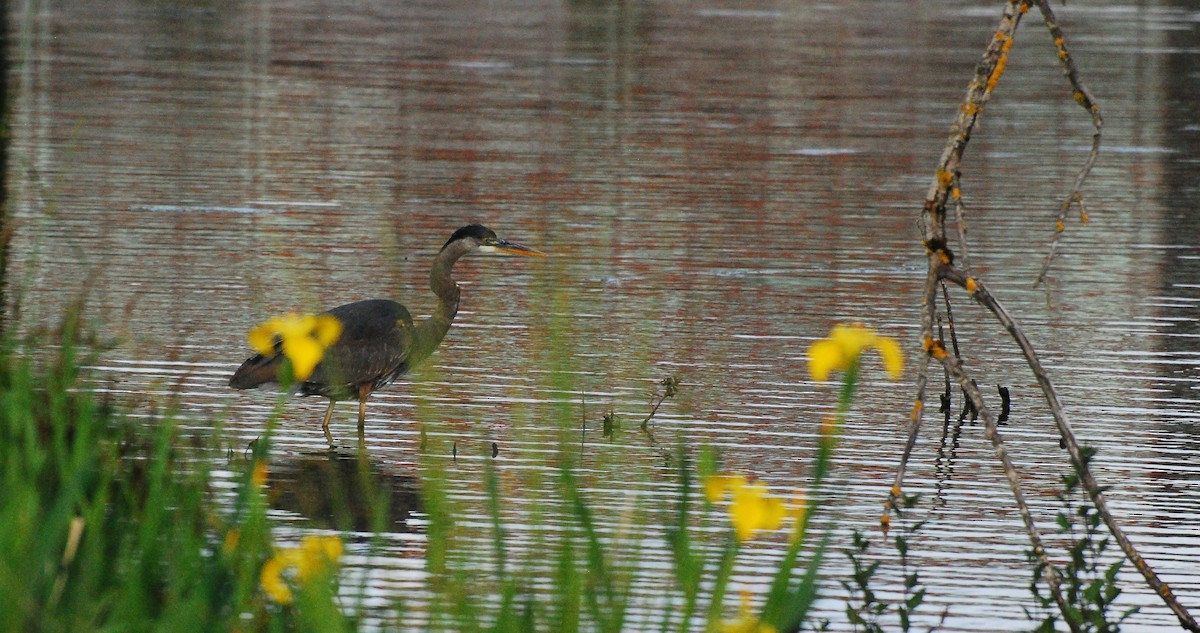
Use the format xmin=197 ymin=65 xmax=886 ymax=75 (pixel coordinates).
xmin=705 ymin=474 xmax=786 ymax=543
xmin=729 ymin=480 xmax=785 ymax=543
xmin=704 ymin=473 xmax=748 ymax=504
xmin=247 ymin=313 xmax=342 ymax=381
xmin=259 ymin=556 xmax=295 ymax=605
xmin=807 ymin=323 xmax=904 ymax=382
xmin=259 ymin=535 xmax=345 ymax=605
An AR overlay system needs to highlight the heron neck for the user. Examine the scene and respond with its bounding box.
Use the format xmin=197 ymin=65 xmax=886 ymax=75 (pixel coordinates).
xmin=414 ymin=242 xmax=468 ymax=362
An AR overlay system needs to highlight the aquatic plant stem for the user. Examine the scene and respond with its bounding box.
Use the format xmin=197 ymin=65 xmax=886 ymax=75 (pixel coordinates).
xmin=639 ymin=375 xmax=678 ymax=464
xmin=767 ymin=363 xmax=857 ymax=631
xmin=704 ymin=541 xmax=740 ymax=629
xmin=666 ymin=452 xmax=705 ymax=633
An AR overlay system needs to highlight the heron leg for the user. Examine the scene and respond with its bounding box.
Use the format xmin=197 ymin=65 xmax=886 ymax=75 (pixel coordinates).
xmin=357 ymin=383 xmax=372 ymax=434
xmin=321 ymin=399 xmax=337 ymax=430
xmin=321 ymin=399 xmax=337 ymax=447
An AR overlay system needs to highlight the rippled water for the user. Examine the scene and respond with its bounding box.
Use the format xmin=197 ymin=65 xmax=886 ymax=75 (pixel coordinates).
xmin=6 ymin=0 xmax=1200 ymax=630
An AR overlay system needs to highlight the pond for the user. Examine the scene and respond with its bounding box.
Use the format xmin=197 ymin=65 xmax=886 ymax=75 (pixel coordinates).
xmin=6 ymin=0 xmax=1200 ymax=630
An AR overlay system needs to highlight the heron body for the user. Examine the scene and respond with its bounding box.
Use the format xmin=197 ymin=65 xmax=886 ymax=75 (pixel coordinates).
xmin=229 ymin=224 xmax=545 ymax=438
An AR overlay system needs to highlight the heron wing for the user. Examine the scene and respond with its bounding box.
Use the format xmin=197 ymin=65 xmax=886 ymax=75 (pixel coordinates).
xmin=305 ymin=299 xmax=416 ymax=393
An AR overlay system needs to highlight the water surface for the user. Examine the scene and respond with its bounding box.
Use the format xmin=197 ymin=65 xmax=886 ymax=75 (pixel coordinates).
xmin=6 ymin=1 xmax=1200 ymax=630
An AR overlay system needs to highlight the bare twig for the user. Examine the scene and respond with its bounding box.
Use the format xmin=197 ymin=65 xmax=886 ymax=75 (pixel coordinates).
xmin=917 ymin=1 xmax=1027 ymax=241
xmin=928 ymin=317 xmax=1080 ymax=633
xmin=890 ymin=0 xmax=1028 ymax=532
xmin=884 ymin=267 xmax=937 ymax=535
xmin=950 ymin=173 xmax=973 ymax=275
xmin=941 ymin=266 xmax=1200 ymax=632
xmin=890 ymin=1 xmax=1197 ymax=630
xmin=1033 ymin=0 xmax=1104 ymax=286
xmin=638 ymin=375 xmax=679 ymax=465
xmin=640 ymin=374 xmax=680 ymax=433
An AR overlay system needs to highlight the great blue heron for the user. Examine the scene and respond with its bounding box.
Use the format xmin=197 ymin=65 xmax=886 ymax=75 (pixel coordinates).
xmin=229 ymin=224 xmax=546 ymax=439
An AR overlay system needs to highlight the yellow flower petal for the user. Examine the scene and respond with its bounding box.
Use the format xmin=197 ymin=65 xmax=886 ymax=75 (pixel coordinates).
xmin=282 ymin=335 xmax=323 ymax=381
xmin=807 ymin=339 xmax=846 ymax=382
xmin=246 ymin=312 xmax=342 ymax=382
xmin=278 ymin=313 xmax=314 ymax=339
xmin=313 ymin=315 xmax=343 ymax=348
xmin=830 ymin=323 xmax=873 ymax=358
xmin=297 ymin=535 xmax=344 ymax=579
xmin=247 ymin=321 xmax=281 ymax=355
xmin=703 ymin=474 xmax=747 ymax=503
xmin=259 ymin=536 xmax=342 ymax=604
xmin=873 ymin=335 xmax=904 ymax=380
xmin=728 ymin=480 xmax=784 ymax=543
xmin=809 ymin=323 xmax=904 ymax=381
xmin=260 ymin=556 xmax=294 ymax=604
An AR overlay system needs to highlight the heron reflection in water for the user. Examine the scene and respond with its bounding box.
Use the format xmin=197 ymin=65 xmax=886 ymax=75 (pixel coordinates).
xmin=267 ymin=449 xmax=420 ymax=532
xmin=230 ymin=224 xmax=546 ymax=441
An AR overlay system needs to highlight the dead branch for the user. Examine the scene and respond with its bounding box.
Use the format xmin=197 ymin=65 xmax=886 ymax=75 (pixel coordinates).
xmin=890 ymin=0 xmax=1027 ymax=531
xmin=941 ymin=266 xmax=1200 ymax=631
xmin=886 ymin=0 xmax=1199 ymax=630
xmin=928 ymin=307 xmax=1079 ymax=633
xmin=1033 ymin=0 xmax=1104 ymax=287
xmin=950 ymin=174 xmax=973 ymax=275
xmin=917 ymin=0 xmax=1026 ymax=242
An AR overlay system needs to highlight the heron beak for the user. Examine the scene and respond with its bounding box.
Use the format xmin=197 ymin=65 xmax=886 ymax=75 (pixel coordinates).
xmin=490 ymin=239 xmax=548 ymax=257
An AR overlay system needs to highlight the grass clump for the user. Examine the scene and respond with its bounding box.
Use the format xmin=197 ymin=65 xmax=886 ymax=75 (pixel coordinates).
xmin=0 ymin=318 xmax=349 ymax=633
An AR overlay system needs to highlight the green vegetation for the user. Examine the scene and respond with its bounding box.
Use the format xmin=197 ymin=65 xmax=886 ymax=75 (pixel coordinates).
xmin=840 ymin=494 xmax=933 ymax=633
xmin=1025 ymin=447 xmax=1139 ymax=633
xmin=0 ymin=316 xmax=350 ymax=633
xmin=0 ymin=315 xmax=1147 ymax=633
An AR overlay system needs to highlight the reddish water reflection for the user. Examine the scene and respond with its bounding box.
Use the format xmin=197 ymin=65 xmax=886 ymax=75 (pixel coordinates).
xmin=6 ymin=1 xmax=1200 ymax=630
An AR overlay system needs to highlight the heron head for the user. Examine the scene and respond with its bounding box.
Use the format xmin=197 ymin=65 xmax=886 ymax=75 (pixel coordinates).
xmin=443 ymin=224 xmax=546 ymax=257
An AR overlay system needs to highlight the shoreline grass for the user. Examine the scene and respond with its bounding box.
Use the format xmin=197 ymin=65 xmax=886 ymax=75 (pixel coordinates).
xmin=1 ymin=316 xmax=1140 ymax=632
